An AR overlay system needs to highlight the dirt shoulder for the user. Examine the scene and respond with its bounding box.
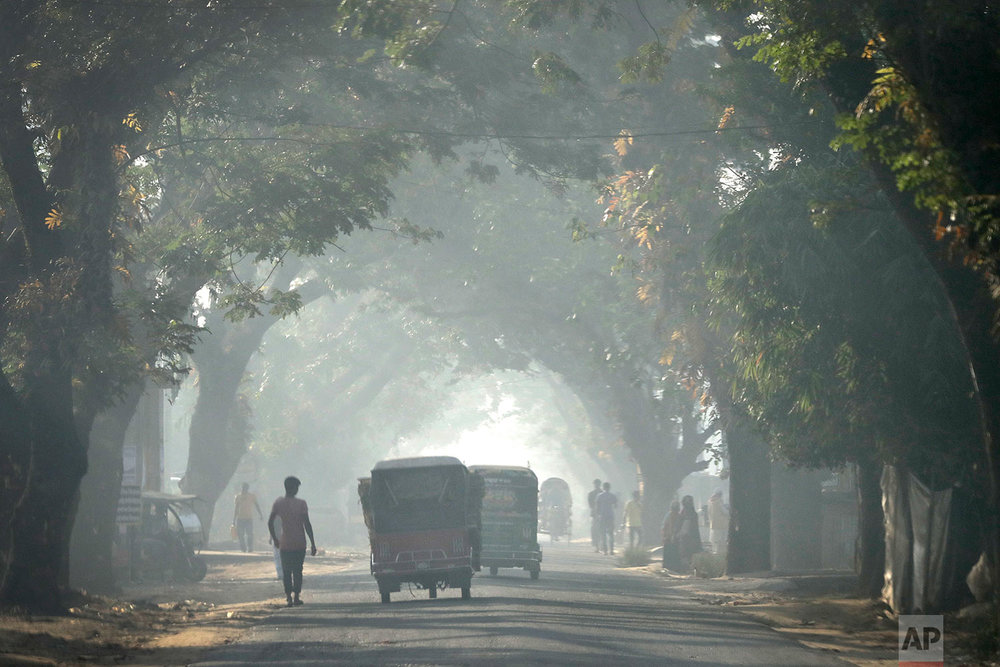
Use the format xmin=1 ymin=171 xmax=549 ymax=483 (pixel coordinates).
xmin=0 ymin=548 xmax=362 ymax=666
xmin=648 ymin=566 xmax=998 ymax=667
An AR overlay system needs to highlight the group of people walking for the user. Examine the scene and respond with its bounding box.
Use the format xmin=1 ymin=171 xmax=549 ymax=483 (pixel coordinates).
xmin=588 ymin=480 xmax=617 ymax=554
xmin=587 ymin=479 xmax=645 ymax=555
xmin=586 ymin=477 xmax=729 ymax=572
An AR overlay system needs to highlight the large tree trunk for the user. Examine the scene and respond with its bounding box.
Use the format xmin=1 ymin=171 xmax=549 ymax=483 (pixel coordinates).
xmin=69 ymin=388 xmax=144 ymax=594
xmin=1 ymin=363 xmax=87 ymax=613
xmin=770 ymin=462 xmax=823 ymax=571
xmin=181 ymin=332 xmax=260 ymax=539
xmin=726 ymin=419 xmax=771 ymax=574
xmin=631 ymin=404 xmax=714 ymax=544
xmin=0 ymin=74 xmax=67 ymax=612
xmin=638 ymin=461 xmax=692 ymax=548
xmin=0 ymin=379 xmax=32 ymax=607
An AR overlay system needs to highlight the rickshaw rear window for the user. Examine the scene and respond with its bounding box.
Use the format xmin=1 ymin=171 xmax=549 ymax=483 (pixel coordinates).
xmin=376 ymin=467 xmax=463 ymax=504
xmin=371 ymin=466 xmax=467 ymax=532
xmin=483 ymin=483 xmax=536 ymax=515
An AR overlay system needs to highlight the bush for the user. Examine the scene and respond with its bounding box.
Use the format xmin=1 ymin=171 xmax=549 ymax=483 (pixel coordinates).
xmin=618 ymin=545 xmax=651 ymax=567
xmin=691 ymin=551 xmax=725 ymax=578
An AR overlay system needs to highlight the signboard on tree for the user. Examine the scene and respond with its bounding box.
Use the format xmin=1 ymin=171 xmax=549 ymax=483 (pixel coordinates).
xmin=116 ymin=484 xmax=142 ymax=526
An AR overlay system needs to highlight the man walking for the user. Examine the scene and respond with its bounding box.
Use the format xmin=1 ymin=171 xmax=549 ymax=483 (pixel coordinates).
xmin=233 ymin=482 xmax=264 ymax=552
xmin=268 ymin=476 xmax=317 ymax=607
xmin=587 ymin=478 xmax=602 ymax=552
xmin=623 ymin=490 xmax=643 ymax=549
xmin=595 ymin=482 xmax=618 ymax=555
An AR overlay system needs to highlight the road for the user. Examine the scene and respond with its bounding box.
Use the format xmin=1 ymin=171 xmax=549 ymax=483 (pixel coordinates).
xmin=193 ymin=539 xmax=846 ymax=666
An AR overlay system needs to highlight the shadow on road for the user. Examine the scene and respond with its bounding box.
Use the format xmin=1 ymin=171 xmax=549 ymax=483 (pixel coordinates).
xmin=191 ymin=544 xmax=847 ymax=666
xmin=194 ymin=592 xmax=843 ymax=665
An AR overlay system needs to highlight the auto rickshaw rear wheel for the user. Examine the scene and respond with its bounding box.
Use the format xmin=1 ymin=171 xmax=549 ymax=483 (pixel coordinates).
xmin=380 ymin=591 xmax=390 ymax=604
xmin=461 ymin=586 xmax=471 ymax=599
xmin=489 ymin=566 xmax=498 ymax=576
xmin=428 ymin=586 xmax=437 ymax=599
xmin=183 ymin=556 xmax=208 ymax=582
xmin=530 ymin=568 xmax=540 ymax=580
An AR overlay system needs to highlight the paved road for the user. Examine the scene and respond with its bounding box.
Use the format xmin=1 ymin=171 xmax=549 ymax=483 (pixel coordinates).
xmin=194 ymin=539 xmax=846 ymax=666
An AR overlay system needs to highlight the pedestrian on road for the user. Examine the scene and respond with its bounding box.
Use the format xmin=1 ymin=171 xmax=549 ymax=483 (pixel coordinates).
xmin=707 ymin=489 xmax=729 ymax=556
xmin=233 ymin=483 xmax=264 ymax=552
xmin=587 ymin=478 xmax=602 ymax=552
xmin=268 ymin=476 xmax=317 ymax=607
xmin=677 ymin=494 xmax=702 ymax=571
xmin=595 ymin=482 xmax=618 ymax=555
xmin=661 ymin=500 xmax=682 ymax=570
xmin=622 ymin=490 xmax=643 ymax=549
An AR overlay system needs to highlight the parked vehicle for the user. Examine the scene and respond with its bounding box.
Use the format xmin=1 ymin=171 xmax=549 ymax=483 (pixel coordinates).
xmin=470 ymin=465 xmax=542 ymax=579
xmin=358 ymin=456 xmax=483 ymax=603
xmin=538 ymin=477 xmax=572 ymax=541
xmin=136 ymin=492 xmax=207 ymax=582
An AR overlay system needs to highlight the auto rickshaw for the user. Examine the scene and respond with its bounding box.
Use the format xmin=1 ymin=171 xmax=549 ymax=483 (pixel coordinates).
xmin=538 ymin=477 xmax=572 ymax=541
xmin=358 ymin=456 xmax=483 ymax=603
xmin=469 ymin=465 xmax=542 ymax=579
xmin=136 ymin=492 xmax=208 ymax=582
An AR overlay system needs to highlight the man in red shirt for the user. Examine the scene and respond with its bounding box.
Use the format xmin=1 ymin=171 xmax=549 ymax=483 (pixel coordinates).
xmin=268 ymin=476 xmax=317 ymax=607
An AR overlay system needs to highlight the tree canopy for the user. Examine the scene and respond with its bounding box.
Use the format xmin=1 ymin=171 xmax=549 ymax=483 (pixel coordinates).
xmin=3 ymin=0 xmax=1000 ymax=616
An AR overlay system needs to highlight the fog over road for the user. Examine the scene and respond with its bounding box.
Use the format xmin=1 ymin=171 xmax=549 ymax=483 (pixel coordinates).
xmin=194 ymin=540 xmax=846 ymax=666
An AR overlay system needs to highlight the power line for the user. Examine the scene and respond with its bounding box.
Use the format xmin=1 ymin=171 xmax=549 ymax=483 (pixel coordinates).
xmin=63 ymin=0 xmax=327 ymax=8
xmin=59 ymin=0 xmax=431 ymax=11
xmin=378 ymin=120 xmax=821 ymax=141
xmin=132 ymin=119 xmax=822 ymax=160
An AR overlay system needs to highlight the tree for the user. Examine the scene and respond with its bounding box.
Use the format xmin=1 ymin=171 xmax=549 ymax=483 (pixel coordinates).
xmin=698 ymin=0 xmax=1000 ymax=607
xmin=0 ymin=0 xmax=443 ymax=610
xmin=556 ymin=0 xmax=993 ymax=589
xmin=710 ymin=155 xmax=983 ymax=593
xmin=0 ymin=0 xmax=168 ymax=609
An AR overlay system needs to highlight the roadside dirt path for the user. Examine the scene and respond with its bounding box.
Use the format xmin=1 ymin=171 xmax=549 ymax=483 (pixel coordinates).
xmin=0 ymin=549 xmax=360 ymax=666
xmin=651 ymin=566 xmax=996 ymax=667
xmin=655 ymin=568 xmax=898 ymax=666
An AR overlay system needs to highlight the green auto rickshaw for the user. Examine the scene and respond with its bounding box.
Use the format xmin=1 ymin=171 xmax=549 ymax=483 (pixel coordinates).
xmin=470 ymin=465 xmax=542 ymax=579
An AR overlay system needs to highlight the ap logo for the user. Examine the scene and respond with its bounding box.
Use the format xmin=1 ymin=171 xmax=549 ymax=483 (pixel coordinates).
xmin=898 ymin=615 xmax=943 ymax=666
